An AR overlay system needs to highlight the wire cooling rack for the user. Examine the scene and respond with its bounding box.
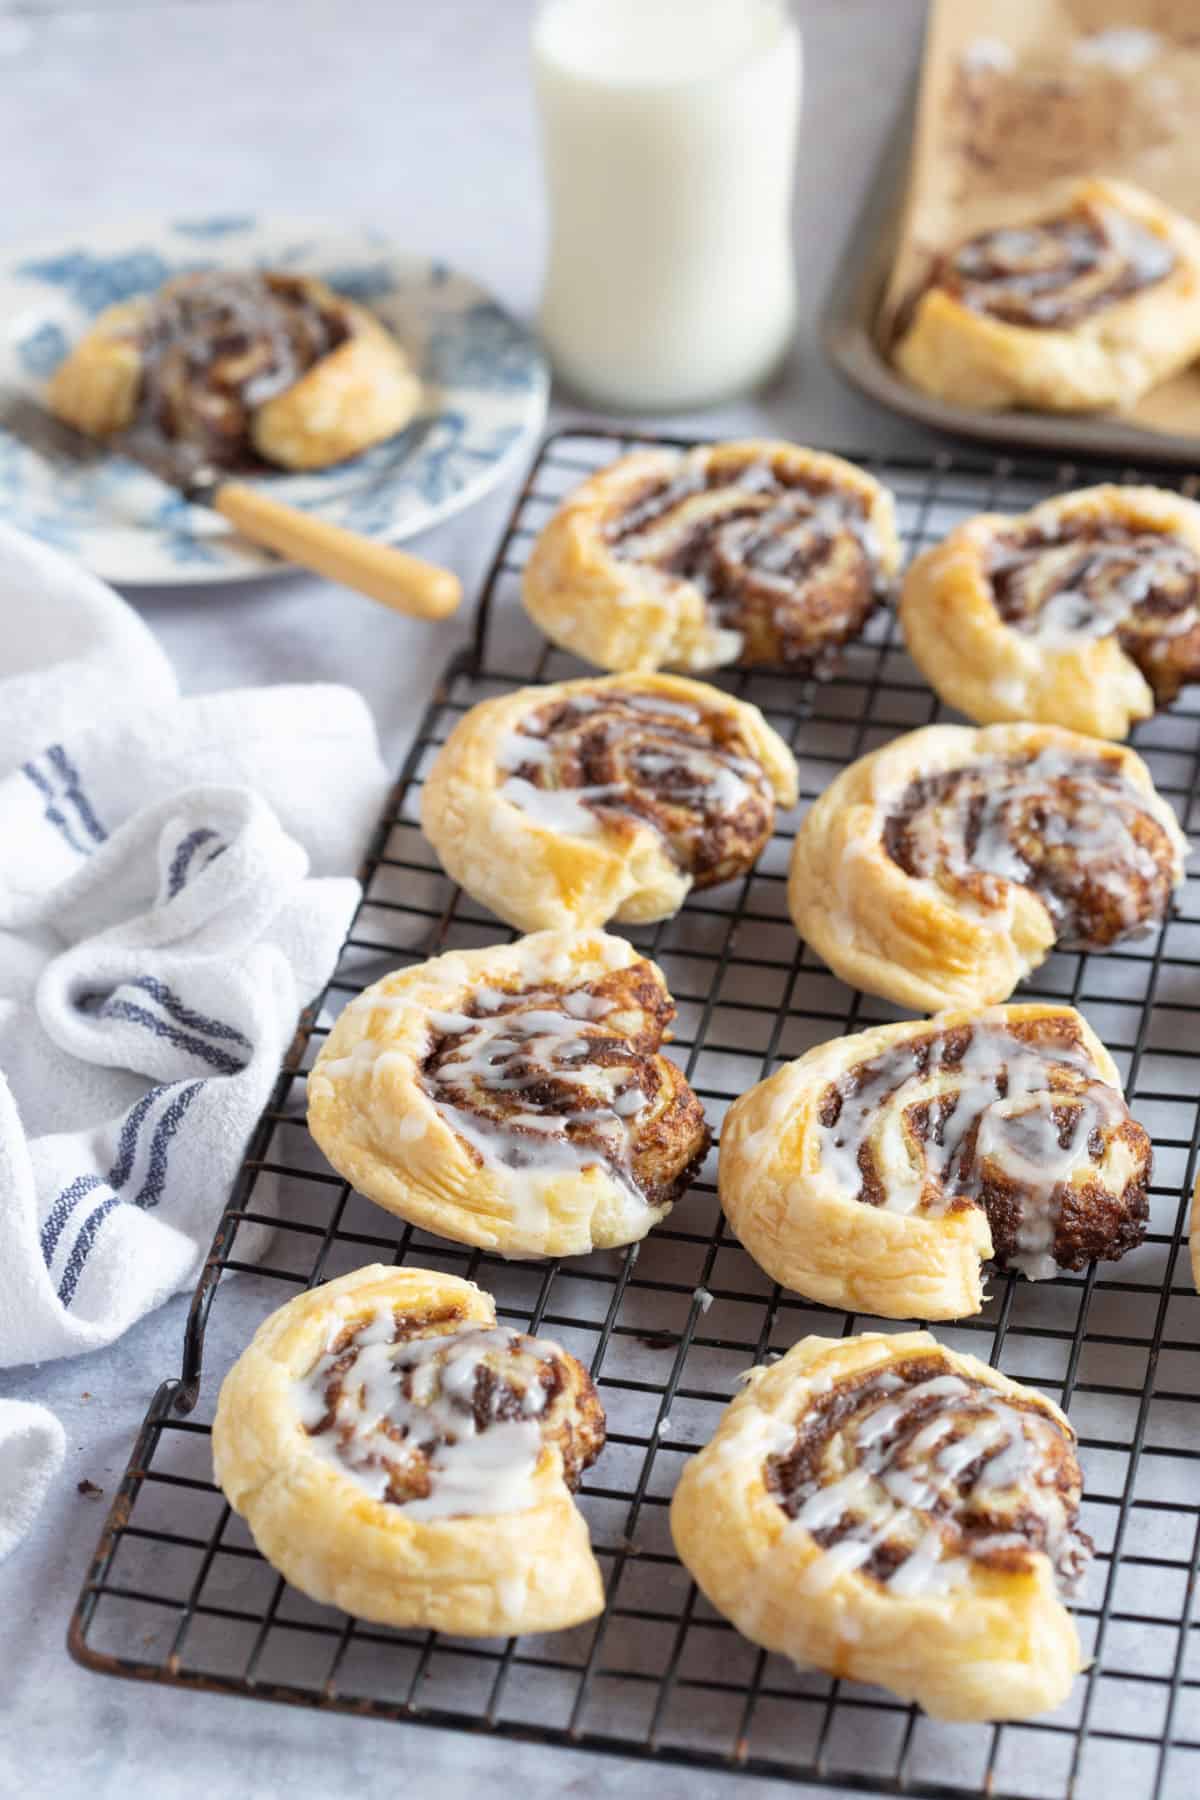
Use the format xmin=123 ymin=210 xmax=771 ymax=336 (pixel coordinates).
xmin=70 ymin=428 xmax=1200 ymax=1800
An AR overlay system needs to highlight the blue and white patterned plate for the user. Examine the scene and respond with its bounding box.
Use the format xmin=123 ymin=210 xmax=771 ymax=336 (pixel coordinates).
xmin=0 ymin=214 xmax=548 ymax=584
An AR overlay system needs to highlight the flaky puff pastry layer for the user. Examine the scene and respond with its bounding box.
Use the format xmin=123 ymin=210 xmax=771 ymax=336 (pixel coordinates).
xmin=47 ymin=272 xmax=419 ymax=471
xmin=522 ymin=441 xmax=899 ymax=674
xmin=212 ymin=1265 xmax=605 ymax=1635
xmin=893 ymin=179 xmax=1200 ymax=414
xmin=900 ymin=486 xmax=1200 ymax=740
xmin=307 ymin=929 xmax=708 ymax=1259
xmin=788 ymin=722 xmax=1187 ymax=1012
xmin=719 ymin=1004 xmax=1150 ymax=1321
xmin=670 ymin=1332 xmax=1088 ymax=1722
xmin=420 ymin=673 xmax=798 ymax=932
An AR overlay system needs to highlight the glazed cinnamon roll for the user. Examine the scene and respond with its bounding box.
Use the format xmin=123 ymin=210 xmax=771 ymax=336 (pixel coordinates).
xmin=213 ymin=1264 xmax=606 ymax=1634
xmin=420 ymin=673 xmax=798 ymax=931
xmin=47 ymin=269 xmax=420 ymax=472
xmin=789 ymin=722 xmax=1187 ymax=1012
xmin=671 ymin=1331 xmax=1091 ymax=1721
xmin=900 ymin=485 xmax=1200 ymax=739
xmin=306 ymin=930 xmax=710 ymax=1259
xmin=893 ymin=178 xmax=1200 ymax=413
xmin=720 ymin=1003 xmax=1150 ymax=1319
xmin=522 ymin=441 xmax=899 ymax=673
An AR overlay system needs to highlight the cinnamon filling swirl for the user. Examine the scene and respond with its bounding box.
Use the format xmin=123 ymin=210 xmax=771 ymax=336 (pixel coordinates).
xmin=766 ymin=1353 xmax=1092 ymax=1597
xmin=498 ymin=688 xmax=776 ymax=885
xmin=817 ymin=1016 xmax=1149 ymax=1277
xmin=295 ymin=1306 xmax=604 ymax=1516
xmin=419 ymin=963 xmax=710 ymax=1212
xmin=989 ymin=521 xmax=1200 ymax=705
xmin=883 ymin=747 xmax=1178 ymax=947
xmin=604 ymin=453 xmax=887 ymax=666
xmin=127 ymin=271 xmax=350 ymax=469
xmin=937 ymin=201 xmax=1174 ymax=329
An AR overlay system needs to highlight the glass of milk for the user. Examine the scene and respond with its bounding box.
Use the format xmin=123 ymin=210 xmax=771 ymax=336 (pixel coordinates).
xmin=532 ymin=0 xmax=801 ymax=413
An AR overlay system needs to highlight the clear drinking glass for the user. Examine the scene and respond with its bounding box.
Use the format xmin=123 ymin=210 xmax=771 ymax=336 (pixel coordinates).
xmin=532 ymin=0 xmax=802 ymax=413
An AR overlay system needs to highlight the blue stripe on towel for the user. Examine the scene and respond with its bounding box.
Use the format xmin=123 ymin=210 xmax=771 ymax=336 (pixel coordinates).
xmin=133 ymin=1081 xmax=202 ymax=1210
xmin=125 ymin=975 xmax=251 ymax=1049
xmin=45 ymin=744 xmax=106 ymax=844
xmin=22 ymin=759 xmax=86 ymax=855
xmin=166 ymin=827 xmax=221 ymax=899
xmin=96 ymin=997 xmax=246 ymax=1074
xmin=51 ymin=1080 xmax=205 ymax=1306
xmin=38 ymin=1085 xmax=169 ymax=1265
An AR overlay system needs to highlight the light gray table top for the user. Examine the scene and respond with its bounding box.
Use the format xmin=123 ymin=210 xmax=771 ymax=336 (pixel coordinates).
xmin=0 ymin=2 xmax=930 ymax=1794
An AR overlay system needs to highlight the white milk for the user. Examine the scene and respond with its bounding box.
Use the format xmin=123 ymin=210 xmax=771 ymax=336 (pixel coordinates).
xmin=532 ymin=0 xmax=801 ymax=411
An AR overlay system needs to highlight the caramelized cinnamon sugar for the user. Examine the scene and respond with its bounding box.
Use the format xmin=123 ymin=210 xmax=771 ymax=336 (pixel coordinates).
xmin=766 ymin=1352 xmax=1091 ymax=1594
xmin=129 ymin=271 xmax=350 ymax=469
xmin=499 ymin=687 xmax=775 ymax=886
xmin=934 ymin=201 xmax=1174 ymax=329
xmin=882 ymin=747 xmax=1177 ymax=948
xmin=419 ymin=962 xmax=710 ymax=1212
xmin=298 ymin=1306 xmax=604 ymax=1512
xmin=603 ymin=452 xmax=887 ymax=666
xmin=815 ymin=1014 xmax=1150 ymax=1276
xmin=989 ymin=519 xmax=1200 ymax=705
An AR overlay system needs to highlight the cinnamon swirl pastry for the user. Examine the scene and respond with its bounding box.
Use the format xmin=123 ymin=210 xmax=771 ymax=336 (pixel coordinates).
xmin=789 ymin=722 xmax=1187 ymax=1012
xmin=420 ymin=674 xmax=798 ymax=931
xmin=522 ymin=441 xmax=899 ymax=673
xmin=901 ymin=485 xmax=1200 ymax=739
xmin=670 ymin=1331 xmax=1091 ymax=1721
xmin=212 ymin=1264 xmax=606 ymax=1634
xmin=306 ymin=930 xmax=710 ymax=1258
xmin=47 ymin=269 xmax=420 ymax=472
xmin=720 ymin=1004 xmax=1150 ymax=1320
xmin=893 ymin=178 xmax=1200 ymax=414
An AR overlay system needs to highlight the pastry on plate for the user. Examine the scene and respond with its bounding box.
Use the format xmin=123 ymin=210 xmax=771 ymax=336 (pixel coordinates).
xmin=306 ymin=929 xmax=710 ymax=1259
xmin=212 ymin=1264 xmax=605 ymax=1634
xmin=788 ymin=722 xmax=1186 ymax=1012
xmin=522 ymin=440 xmax=899 ymax=673
xmin=420 ymin=673 xmax=798 ymax=932
xmin=893 ymin=177 xmax=1200 ymax=413
xmin=47 ymin=269 xmax=420 ymax=471
xmin=900 ymin=484 xmax=1200 ymax=739
xmin=719 ymin=1003 xmax=1150 ymax=1320
xmin=670 ymin=1330 xmax=1092 ymax=1721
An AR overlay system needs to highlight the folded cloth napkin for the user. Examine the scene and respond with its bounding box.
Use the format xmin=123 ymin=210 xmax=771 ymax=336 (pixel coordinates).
xmin=0 ymin=521 xmax=389 ymax=1556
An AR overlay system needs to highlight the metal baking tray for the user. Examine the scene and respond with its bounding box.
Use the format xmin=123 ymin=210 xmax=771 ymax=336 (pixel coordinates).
xmin=68 ymin=428 xmax=1200 ymax=1800
xmin=822 ymin=92 xmax=1200 ymax=470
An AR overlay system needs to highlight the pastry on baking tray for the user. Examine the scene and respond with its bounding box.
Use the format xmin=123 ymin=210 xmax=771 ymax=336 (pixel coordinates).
xmin=521 ymin=440 xmax=900 ymax=673
xmin=788 ymin=722 xmax=1186 ymax=1012
xmin=212 ymin=1264 xmax=606 ymax=1634
xmin=671 ymin=1331 xmax=1092 ymax=1721
xmin=719 ymin=1003 xmax=1150 ymax=1320
xmin=893 ymin=178 xmax=1200 ymax=414
xmin=47 ymin=269 xmax=420 ymax=471
xmin=900 ymin=485 xmax=1200 ymax=739
xmin=306 ymin=929 xmax=710 ymax=1259
xmin=420 ymin=673 xmax=798 ymax=932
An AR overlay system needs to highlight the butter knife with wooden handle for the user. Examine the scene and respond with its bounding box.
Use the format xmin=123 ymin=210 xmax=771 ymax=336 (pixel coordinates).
xmin=0 ymin=391 xmax=462 ymax=620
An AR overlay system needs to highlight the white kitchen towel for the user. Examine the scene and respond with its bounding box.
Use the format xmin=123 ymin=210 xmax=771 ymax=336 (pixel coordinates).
xmin=0 ymin=521 xmax=390 ymax=1556
xmin=0 ymin=1399 xmax=65 ymax=1562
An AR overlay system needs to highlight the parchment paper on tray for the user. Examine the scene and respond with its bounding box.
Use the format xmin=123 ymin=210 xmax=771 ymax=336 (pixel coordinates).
xmin=880 ymin=0 xmax=1200 ymax=434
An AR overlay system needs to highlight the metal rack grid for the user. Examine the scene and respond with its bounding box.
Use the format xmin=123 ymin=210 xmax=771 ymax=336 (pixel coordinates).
xmin=69 ymin=428 xmax=1200 ymax=1800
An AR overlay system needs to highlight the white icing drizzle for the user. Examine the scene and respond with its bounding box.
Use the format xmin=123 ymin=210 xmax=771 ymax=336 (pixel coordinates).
xmin=294 ymin=1315 xmax=559 ymax=1519
xmin=774 ymin=1362 xmax=1088 ymax=1600
xmin=497 ymin=688 xmax=769 ymax=861
xmin=603 ymin=450 xmax=889 ymax=651
xmin=887 ymin=746 xmax=1173 ymax=946
xmin=990 ymin=528 xmax=1200 ymax=652
xmin=422 ymin=983 xmax=655 ymax=1210
xmin=817 ymin=1016 xmax=1126 ymax=1279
